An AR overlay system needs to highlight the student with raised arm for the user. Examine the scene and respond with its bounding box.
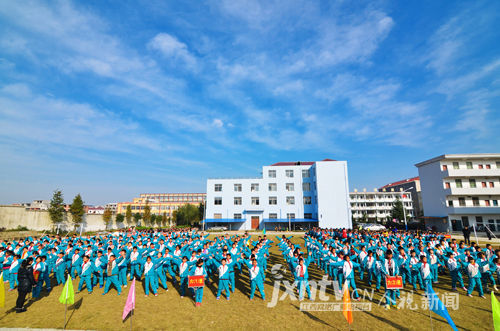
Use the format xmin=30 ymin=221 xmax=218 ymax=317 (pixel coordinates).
xmin=242 ymin=254 xmax=265 ymax=301
xmin=459 ymin=256 xmax=486 ymax=298
xmin=210 ymin=256 xmax=239 ymax=300
xmin=189 ymin=258 xmax=208 ymax=307
xmin=291 ymin=251 xmax=314 ymax=300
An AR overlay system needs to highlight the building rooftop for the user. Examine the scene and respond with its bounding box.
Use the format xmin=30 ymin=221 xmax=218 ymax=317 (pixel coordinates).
xmin=379 ymin=176 xmax=420 ymax=190
xmin=415 ymin=153 xmax=500 ymax=167
xmin=269 ymin=159 xmax=336 ymax=166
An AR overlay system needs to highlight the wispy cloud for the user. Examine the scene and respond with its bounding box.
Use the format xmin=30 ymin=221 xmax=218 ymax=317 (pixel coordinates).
xmin=148 ymin=33 xmax=198 ymax=70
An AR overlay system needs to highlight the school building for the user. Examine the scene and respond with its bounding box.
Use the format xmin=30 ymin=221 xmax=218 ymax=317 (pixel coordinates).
xmin=416 ymin=154 xmax=500 ymax=232
xmin=117 ymin=193 xmax=206 ymax=217
xmin=205 ymin=159 xmax=351 ymax=230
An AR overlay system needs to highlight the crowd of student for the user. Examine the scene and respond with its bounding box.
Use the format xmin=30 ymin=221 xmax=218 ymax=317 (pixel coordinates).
xmin=3 ymin=226 xmax=499 ymax=313
xmin=0 ymin=229 xmax=272 ymax=312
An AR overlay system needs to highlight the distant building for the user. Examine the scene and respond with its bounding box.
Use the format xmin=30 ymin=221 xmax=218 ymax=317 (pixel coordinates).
xmin=350 ymin=189 xmax=414 ymax=223
xmin=12 ymin=200 xmax=50 ymax=211
xmin=416 ymin=154 xmax=500 ymax=232
xmin=87 ymin=206 xmax=105 ymax=214
xmin=116 ymin=193 xmax=206 ymax=218
xmin=379 ymin=177 xmax=422 ymax=217
xmin=205 ymin=159 xmax=351 ymax=230
xmin=105 ymin=203 xmax=118 ymax=214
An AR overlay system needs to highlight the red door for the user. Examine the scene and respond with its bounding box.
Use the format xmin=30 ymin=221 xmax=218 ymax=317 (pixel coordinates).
xmin=251 ymin=216 xmax=259 ymax=229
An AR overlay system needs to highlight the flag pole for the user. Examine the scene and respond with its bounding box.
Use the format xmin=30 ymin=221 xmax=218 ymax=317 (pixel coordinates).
xmin=64 ymin=275 xmax=69 ymax=330
xmin=130 ymin=309 xmax=133 ymax=331
xmin=427 ymin=285 xmax=433 ymax=331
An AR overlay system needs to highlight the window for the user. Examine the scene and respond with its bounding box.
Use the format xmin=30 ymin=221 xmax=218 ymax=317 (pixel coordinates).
xmin=234 ymin=184 xmax=242 ymax=192
xmin=490 ymin=182 xmax=495 ymax=188
xmin=268 ymin=183 xmax=277 ymax=191
xmin=251 ymin=183 xmax=259 ymax=192
xmin=287 ymin=213 xmax=295 ymax=219
xmin=467 ymin=162 xmax=473 ymax=169
xmin=493 ymin=200 xmax=498 ymax=206
xmin=286 ymin=183 xmax=294 ymax=191
xmin=286 ymin=196 xmax=295 ymax=205
xmin=469 ymin=179 xmax=476 ymax=188
xmin=141 ymin=206 xmax=145 ymax=210
xmin=131 ymin=206 xmax=136 ymax=210
xmin=303 ymin=183 xmax=311 ymax=191
xmin=453 ymin=162 xmax=459 ymax=169
xmin=472 ymin=197 xmax=480 ymax=206
xmin=269 ymin=197 xmax=277 ymax=205
xmin=302 ymin=169 xmax=310 ymax=178
xmin=448 ymin=200 xmax=454 ymax=207
xmin=286 ymin=170 xmax=294 ymax=178
xmin=304 ymin=213 xmax=313 ymax=219
xmin=303 ymin=196 xmax=312 ymax=205
xmin=315 ymin=196 xmax=318 ymax=204
xmin=486 ymin=164 xmax=491 ymax=169
xmin=214 ymin=197 xmax=222 ymax=205
xmin=497 ymin=161 xmax=500 ymax=169
xmin=455 ymin=179 xmax=462 ymax=188
xmin=269 ymin=213 xmax=277 ymax=219
xmin=485 ymin=200 xmax=491 ymax=207
xmin=251 ymin=197 xmax=259 ymax=205
xmin=214 ymin=214 xmax=222 ymax=219
xmin=459 ymin=197 xmax=466 ymax=206
xmin=234 ymin=197 xmax=242 ymax=205
xmin=442 ymin=165 xmax=448 ymax=171
xmin=314 ymin=182 xmax=317 ymax=189
xmin=269 ymin=170 xmax=276 ymax=178
xmin=482 ymin=182 xmax=487 ymax=188
xmin=476 ymin=216 xmax=483 ymax=225
xmin=478 ymin=164 xmax=483 ymax=169
xmin=445 ymin=182 xmax=450 ymax=189
xmin=234 ymin=214 xmax=242 ymax=219
xmin=215 ymin=184 xmax=222 ymax=192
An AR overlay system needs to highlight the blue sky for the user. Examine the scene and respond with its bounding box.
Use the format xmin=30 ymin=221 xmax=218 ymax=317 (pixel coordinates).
xmin=1 ymin=0 xmax=499 ymax=205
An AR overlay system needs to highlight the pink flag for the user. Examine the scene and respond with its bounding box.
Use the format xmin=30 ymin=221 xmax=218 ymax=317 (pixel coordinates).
xmin=122 ymin=279 xmax=135 ymax=320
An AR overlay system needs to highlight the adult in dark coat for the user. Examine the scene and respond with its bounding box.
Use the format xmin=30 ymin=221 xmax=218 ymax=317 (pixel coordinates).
xmin=16 ymin=257 xmax=36 ymax=313
xmin=462 ymin=226 xmax=471 ymax=245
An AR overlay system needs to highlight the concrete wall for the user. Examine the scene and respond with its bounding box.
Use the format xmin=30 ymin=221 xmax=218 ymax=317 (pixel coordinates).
xmin=417 ymin=161 xmax=448 ymax=217
xmin=0 ymin=205 xmax=147 ymax=232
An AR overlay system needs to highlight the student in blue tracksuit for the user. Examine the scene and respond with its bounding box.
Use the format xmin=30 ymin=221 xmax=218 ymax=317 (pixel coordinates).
xmin=170 ymin=256 xmax=196 ymax=298
xmin=189 ymin=259 xmax=207 ymax=306
xmin=331 ymin=254 xmax=361 ymax=300
xmin=210 ymin=256 xmax=238 ymax=300
xmin=2 ymin=251 xmax=13 ymax=284
xmin=381 ymin=251 xmax=400 ymax=309
xmin=92 ymin=251 xmax=107 ymax=288
xmin=54 ymin=252 xmax=66 ymax=285
xmin=409 ymin=251 xmax=424 ymax=291
xmin=477 ymin=252 xmax=498 ymax=291
xmin=8 ymin=254 xmax=20 ymax=291
xmin=102 ymin=255 xmax=121 ymax=296
xmin=244 ymin=257 xmax=265 ymax=301
xmin=459 ymin=256 xmax=486 ymax=298
xmin=32 ymin=256 xmax=44 ymax=299
xmin=70 ymin=249 xmax=82 ymax=280
xmin=362 ymin=250 xmax=376 ymax=286
xmin=40 ymin=256 xmax=52 ymax=292
xmin=116 ymin=250 xmax=129 ymax=288
xmin=129 ymin=246 xmax=141 ymax=280
xmin=292 ymin=251 xmax=314 ymax=300
xmin=143 ymin=256 xmax=158 ymax=297
xmin=77 ymin=256 xmax=94 ymax=294
xmin=153 ymin=252 xmax=168 ymax=291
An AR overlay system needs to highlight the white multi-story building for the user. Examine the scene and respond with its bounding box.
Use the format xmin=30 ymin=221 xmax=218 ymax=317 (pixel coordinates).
xmin=416 ymin=154 xmax=500 ymax=232
xmin=350 ymin=189 xmax=414 ymax=222
xmin=205 ymin=159 xmax=351 ymax=230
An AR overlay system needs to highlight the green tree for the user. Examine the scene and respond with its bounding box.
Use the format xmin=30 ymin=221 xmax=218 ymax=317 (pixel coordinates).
xmin=176 ymin=204 xmax=200 ymax=226
xmin=48 ymin=189 xmax=65 ymax=225
xmin=162 ymin=212 xmax=168 ymax=227
xmin=361 ymin=212 xmax=368 ymax=223
xmin=103 ymin=207 xmax=113 ymax=230
xmin=125 ymin=205 xmax=132 ymax=225
xmin=69 ymin=194 xmax=85 ymax=232
xmin=150 ymin=214 xmax=157 ymax=227
xmin=390 ymin=197 xmax=411 ymax=222
xmin=116 ymin=213 xmax=125 ymax=226
xmin=197 ymin=203 xmax=205 ymax=222
xmin=171 ymin=211 xmax=177 ymax=227
xmin=143 ymin=202 xmax=151 ymax=226
xmin=133 ymin=212 xmax=142 ymax=225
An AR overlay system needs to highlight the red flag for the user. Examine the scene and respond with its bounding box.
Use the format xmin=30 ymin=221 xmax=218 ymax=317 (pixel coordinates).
xmin=122 ymin=279 xmax=135 ymax=320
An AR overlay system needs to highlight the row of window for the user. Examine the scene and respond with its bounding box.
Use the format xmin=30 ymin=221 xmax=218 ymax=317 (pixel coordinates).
xmin=212 ymin=213 xmax=314 ymax=220
xmin=128 ymin=205 xmax=180 ymax=210
xmin=215 ymin=182 xmax=315 ymax=192
xmin=442 ymin=161 xmax=500 ymax=171
xmin=267 ymin=169 xmax=313 ymax=179
xmin=446 ymin=179 xmax=496 ymax=189
xmin=215 ymin=196 xmax=316 ymax=206
xmin=448 ymin=198 xmax=499 ymax=207
xmin=138 ymin=196 xmax=204 ymax=203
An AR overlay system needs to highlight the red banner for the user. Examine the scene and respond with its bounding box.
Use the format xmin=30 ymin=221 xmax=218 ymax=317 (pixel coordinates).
xmin=445 ymin=234 xmax=451 ymax=239
xmin=385 ymin=276 xmax=403 ymax=289
xmin=188 ymin=275 xmax=204 ymax=288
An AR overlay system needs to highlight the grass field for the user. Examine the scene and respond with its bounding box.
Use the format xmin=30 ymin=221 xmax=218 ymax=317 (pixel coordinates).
xmin=0 ymin=234 xmax=496 ymax=330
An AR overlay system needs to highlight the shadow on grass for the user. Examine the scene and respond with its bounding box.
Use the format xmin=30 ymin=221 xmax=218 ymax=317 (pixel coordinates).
xmin=65 ymin=297 xmax=83 ymax=329
xmin=291 ymin=303 xmax=336 ymax=329
xmin=410 ymin=309 xmax=475 ymax=331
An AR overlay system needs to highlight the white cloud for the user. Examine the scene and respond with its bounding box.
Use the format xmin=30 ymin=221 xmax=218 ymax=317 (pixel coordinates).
xmin=0 ymin=83 xmax=31 ymax=98
xmin=148 ymin=33 xmax=197 ymax=69
xmin=212 ymin=119 xmax=224 ymax=128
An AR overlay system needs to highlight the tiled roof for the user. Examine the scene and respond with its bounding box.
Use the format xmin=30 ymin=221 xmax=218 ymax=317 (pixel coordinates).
xmin=269 ymin=159 xmax=336 ymax=166
xmin=379 ymin=176 xmax=420 ymax=189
